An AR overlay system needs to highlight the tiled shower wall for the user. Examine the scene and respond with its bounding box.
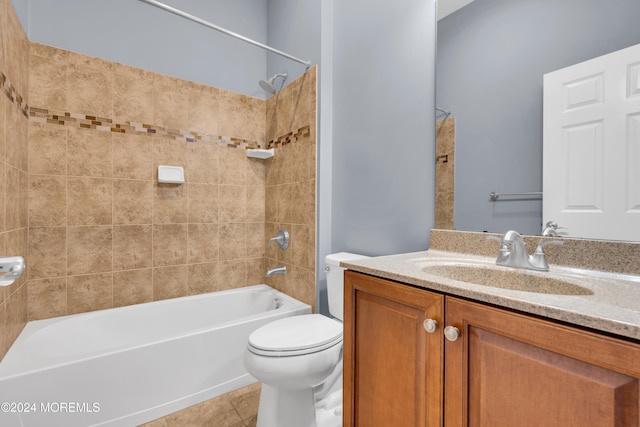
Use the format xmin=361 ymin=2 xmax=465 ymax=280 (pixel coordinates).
xmin=0 ymin=0 xmax=30 ymax=361
xmin=263 ymin=71 xmax=317 ymax=307
xmin=0 ymin=0 xmax=317 ymax=360
xmin=435 ymin=117 xmax=455 ymax=229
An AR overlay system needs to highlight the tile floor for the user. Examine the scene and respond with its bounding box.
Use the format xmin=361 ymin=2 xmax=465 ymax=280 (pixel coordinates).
xmin=139 ymin=382 xmax=261 ymax=427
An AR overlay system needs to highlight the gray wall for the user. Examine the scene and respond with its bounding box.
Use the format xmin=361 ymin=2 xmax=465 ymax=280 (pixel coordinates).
xmin=14 ymin=0 xmax=269 ymax=97
xmin=331 ymin=0 xmax=437 ymax=256
xmin=437 ymin=0 xmax=640 ymax=235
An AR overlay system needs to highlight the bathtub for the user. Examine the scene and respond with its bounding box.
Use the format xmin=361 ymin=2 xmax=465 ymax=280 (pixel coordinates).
xmin=0 ymin=284 xmax=310 ymax=427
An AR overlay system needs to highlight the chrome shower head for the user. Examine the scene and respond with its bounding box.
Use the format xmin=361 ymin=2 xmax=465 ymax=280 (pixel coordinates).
xmin=259 ymin=72 xmax=288 ymax=94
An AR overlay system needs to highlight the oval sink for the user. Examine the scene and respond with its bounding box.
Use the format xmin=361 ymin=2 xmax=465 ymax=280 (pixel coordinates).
xmin=422 ymin=264 xmax=593 ymax=295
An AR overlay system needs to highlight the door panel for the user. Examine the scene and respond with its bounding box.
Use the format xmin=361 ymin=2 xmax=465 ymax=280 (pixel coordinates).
xmin=544 ymin=42 xmax=640 ymax=240
xmin=445 ymin=297 xmax=640 ymax=427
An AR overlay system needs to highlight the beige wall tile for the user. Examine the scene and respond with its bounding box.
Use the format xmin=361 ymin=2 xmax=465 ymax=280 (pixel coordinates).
xmin=153 ymin=74 xmax=190 ymax=130
xmin=113 ymin=179 xmax=152 ymax=225
xmin=113 ymin=63 xmax=154 ymax=124
xmin=67 ymin=226 xmax=113 ymax=275
xmin=67 ymin=273 xmax=113 ymax=314
xmin=187 ymin=262 xmax=219 ymax=295
xmin=219 ymin=147 xmax=247 ymax=185
xmin=153 ymin=265 xmax=188 ymax=301
xmin=29 ymin=47 xmax=68 ymax=111
xmin=113 ymin=133 xmax=153 ymax=180
xmin=67 ymin=177 xmax=112 ymax=225
xmin=153 ymin=182 xmax=187 ymax=224
xmin=219 ymin=223 xmax=246 ymax=261
xmin=66 ymin=61 xmax=113 ymax=117
xmin=67 ymin=127 xmax=112 ymax=177
xmin=27 ymin=277 xmax=67 ymax=320
xmin=5 ymin=166 xmax=21 ymax=229
xmin=28 ymin=227 xmax=67 ymax=279
xmin=246 ymin=223 xmax=265 ymax=259
xmin=153 ymin=224 xmax=187 ymax=267
xmin=187 ymin=183 xmax=218 ymax=223
xmin=188 ymin=223 xmax=219 ymax=264
xmin=246 ymin=186 xmax=265 ymax=223
xmin=113 ymin=268 xmax=153 ymax=307
xmin=219 ymin=90 xmax=265 ymax=143
xmin=247 ymin=158 xmax=266 ymax=186
xmin=187 ymin=83 xmax=219 ymax=137
xmin=187 ymin=143 xmax=219 ymax=184
xmin=5 ymin=2 xmax=28 ymax=96
xmin=218 ymin=185 xmax=246 ymax=223
xmin=28 ymin=122 xmax=67 ymax=175
xmin=29 ymin=175 xmax=66 ymax=227
xmin=5 ymin=284 xmax=27 ymax=344
xmin=218 ymin=260 xmax=247 ymax=290
xmin=5 ymin=101 xmax=24 ymax=169
xmin=0 ymin=163 xmax=6 ymax=233
xmin=113 ymin=225 xmax=152 ymax=271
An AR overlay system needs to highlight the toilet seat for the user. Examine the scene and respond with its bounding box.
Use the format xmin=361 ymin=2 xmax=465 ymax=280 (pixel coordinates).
xmin=248 ymin=314 xmax=343 ymax=357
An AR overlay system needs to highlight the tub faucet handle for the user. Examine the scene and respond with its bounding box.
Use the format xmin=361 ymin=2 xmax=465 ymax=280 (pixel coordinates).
xmin=268 ymin=228 xmax=290 ymax=250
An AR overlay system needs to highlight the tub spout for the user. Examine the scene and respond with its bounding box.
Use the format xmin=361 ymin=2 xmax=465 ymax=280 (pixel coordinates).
xmin=266 ymin=265 xmax=286 ymax=277
xmin=0 ymin=256 xmax=25 ymax=286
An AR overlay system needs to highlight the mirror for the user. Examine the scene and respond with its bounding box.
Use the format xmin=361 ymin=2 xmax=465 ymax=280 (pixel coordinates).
xmin=436 ymin=0 xmax=640 ymax=240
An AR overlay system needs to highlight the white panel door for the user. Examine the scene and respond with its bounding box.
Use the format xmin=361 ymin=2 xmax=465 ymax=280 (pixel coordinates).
xmin=543 ymin=43 xmax=640 ymax=240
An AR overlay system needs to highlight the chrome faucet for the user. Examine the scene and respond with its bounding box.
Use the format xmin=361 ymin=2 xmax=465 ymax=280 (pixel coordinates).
xmin=487 ymin=230 xmax=562 ymax=272
xmin=0 ymin=256 xmax=25 ymax=286
xmin=266 ymin=265 xmax=287 ymax=277
xmin=268 ymin=228 xmax=289 ymax=250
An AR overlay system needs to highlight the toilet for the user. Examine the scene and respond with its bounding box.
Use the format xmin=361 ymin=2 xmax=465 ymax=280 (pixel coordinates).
xmin=244 ymin=252 xmax=368 ymax=427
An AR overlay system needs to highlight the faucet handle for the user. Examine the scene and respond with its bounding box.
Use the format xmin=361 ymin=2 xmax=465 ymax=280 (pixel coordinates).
xmin=535 ymin=240 xmax=564 ymax=252
xmin=529 ymin=240 xmax=563 ymax=271
xmin=267 ymin=228 xmax=290 ymax=250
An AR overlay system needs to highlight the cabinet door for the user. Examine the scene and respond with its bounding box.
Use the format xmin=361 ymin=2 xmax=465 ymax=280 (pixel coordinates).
xmin=445 ymin=297 xmax=640 ymax=427
xmin=344 ymin=271 xmax=444 ymax=427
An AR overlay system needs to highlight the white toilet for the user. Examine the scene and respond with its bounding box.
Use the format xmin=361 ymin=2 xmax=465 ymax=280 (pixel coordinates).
xmin=244 ymin=252 xmax=367 ymax=427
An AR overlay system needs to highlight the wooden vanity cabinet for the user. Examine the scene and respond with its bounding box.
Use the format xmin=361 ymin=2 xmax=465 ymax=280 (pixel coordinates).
xmin=343 ymin=271 xmax=444 ymax=427
xmin=344 ymin=271 xmax=640 ymax=427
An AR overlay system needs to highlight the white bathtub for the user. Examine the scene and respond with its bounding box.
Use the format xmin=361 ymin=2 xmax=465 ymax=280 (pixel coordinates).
xmin=0 ymin=284 xmax=310 ymax=427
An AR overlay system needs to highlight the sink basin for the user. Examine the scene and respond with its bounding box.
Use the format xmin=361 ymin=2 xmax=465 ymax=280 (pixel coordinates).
xmin=421 ymin=264 xmax=594 ymax=295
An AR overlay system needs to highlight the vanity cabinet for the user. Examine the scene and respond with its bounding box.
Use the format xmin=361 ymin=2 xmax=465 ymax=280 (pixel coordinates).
xmin=344 ymin=271 xmax=640 ymax=427
xmin=343 ymin=271 xmax=444 ymax=427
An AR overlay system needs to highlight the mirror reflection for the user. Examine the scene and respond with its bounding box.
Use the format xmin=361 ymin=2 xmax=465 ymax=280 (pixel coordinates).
xmin=436 ymin=0 xmax=640 ymax=240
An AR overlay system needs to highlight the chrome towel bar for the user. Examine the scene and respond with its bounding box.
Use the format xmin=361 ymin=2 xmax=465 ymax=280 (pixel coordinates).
xmin=490 ymin=191 xmax=542 ymax=201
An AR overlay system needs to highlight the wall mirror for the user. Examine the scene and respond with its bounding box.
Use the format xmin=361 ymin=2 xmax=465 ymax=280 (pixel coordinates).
xmin=436 ymin=0 xmax=640 ymax=241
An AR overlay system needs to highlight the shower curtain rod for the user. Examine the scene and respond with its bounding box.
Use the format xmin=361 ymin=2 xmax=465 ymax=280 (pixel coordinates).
xmin=138 ymin=0 xmax=311 ymax=67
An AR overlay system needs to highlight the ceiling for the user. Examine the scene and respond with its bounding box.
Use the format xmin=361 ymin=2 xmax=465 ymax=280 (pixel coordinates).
xmin=437 ymin=0 xmax=475 ymax=20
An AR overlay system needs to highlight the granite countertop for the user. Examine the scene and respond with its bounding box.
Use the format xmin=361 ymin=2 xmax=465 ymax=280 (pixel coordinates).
xmin=342 ymin=249 xmax=640 ymax=341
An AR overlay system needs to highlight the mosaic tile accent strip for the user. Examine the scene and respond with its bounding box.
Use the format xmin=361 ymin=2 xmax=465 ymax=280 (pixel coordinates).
xmin=3 ymin=69 xmax=311 ymax=151
xmin=1 ymin=71 xmax=30 ymax=118
xmin=29 ymin=106 xmax=311 ymax=152
xmin=267 ymin=125 xmax=311 ymax=149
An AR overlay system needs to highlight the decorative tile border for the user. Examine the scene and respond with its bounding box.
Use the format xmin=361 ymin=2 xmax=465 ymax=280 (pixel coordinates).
xmin=1 ymin=71 xmax=30 ymax=118
xmin=29 ymin=106 xmax=311 ymax=151
xmin=3 ymin=70 xmax=311 ymax=151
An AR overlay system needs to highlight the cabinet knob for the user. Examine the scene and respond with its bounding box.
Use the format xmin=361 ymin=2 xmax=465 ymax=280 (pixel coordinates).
xmin=444 ymin=326 xmax=460 ymax=342
xmin=423 ymin=318 xmax=438 ymax=333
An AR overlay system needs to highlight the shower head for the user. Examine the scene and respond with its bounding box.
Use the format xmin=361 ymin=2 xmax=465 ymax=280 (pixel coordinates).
xmin=259 ymin=72 xmax=288 ymax=94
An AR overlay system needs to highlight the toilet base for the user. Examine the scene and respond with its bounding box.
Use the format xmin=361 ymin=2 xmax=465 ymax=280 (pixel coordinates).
xmin=256 ymin=384 xmax=317 ymax=427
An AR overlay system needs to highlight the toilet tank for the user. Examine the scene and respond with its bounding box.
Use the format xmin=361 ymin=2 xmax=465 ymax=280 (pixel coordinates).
xmin=325 ymin=252 xmax=369 ymax=321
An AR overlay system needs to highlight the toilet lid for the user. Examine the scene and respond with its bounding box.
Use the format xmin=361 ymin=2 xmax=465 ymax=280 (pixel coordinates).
xmin=248 ymin=314 xmax=342 ymax=353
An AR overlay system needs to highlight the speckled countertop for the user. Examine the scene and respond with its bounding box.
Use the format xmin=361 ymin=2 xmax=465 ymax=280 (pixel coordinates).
xmin=341 ymin=230 xmax=640 ymax=341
